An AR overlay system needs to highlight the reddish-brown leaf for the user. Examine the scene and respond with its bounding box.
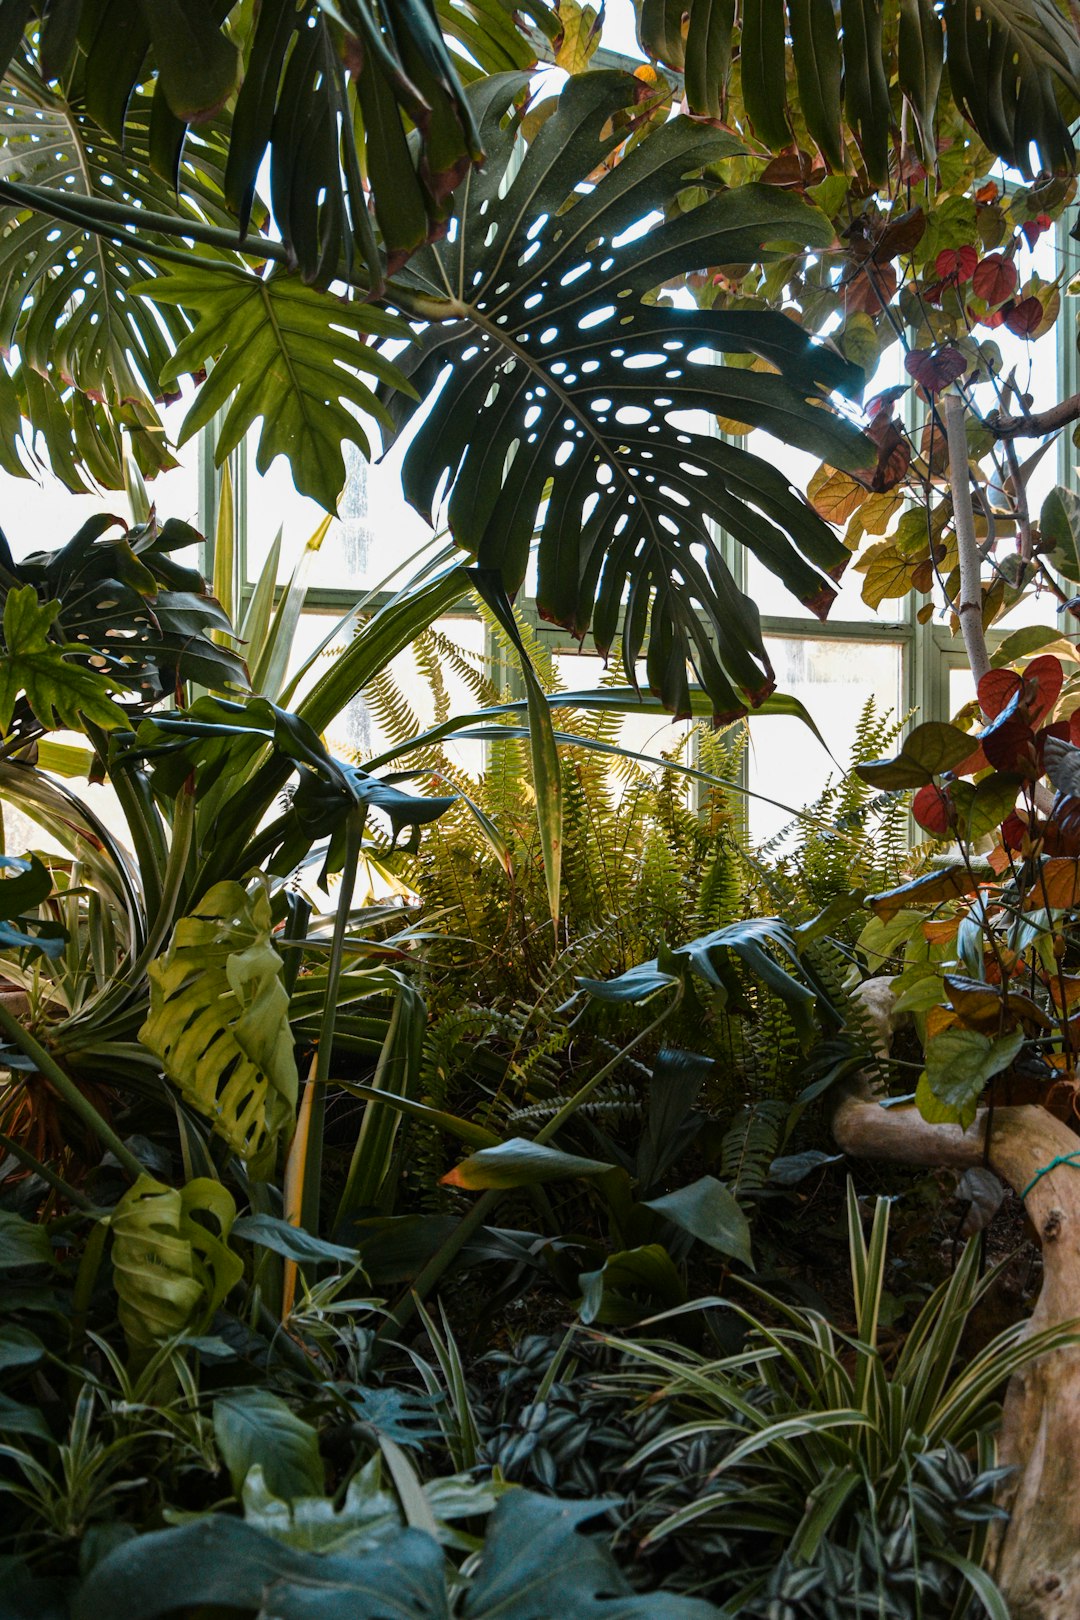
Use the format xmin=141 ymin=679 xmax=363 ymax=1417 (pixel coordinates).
xmin=971 ymin=254 xmax=1018 ymax=304
xmin=913 ymin=783 xmax=952 ymax=835
xmin=1004 ymin=296 xmax=1043 ymax=337
xmin=904 ymin=346 xmax=967 ymax=394
xmin=844 ymin=262 xmax=898 ymax=315
xmin=977 ymin=668 xmax=1021 ymax=719
xmin=935 ymin=245 xmax=978 ymax=282
xmin=1023 ymin=653 xmax=1064 ymax=726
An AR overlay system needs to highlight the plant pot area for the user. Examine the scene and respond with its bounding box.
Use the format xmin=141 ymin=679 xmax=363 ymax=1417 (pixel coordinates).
xmin=6 ymin=4 xmax=1080 ymax=1617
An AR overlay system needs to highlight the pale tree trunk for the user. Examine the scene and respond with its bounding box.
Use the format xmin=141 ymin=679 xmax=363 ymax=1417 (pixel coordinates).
xmin=833 ymin=1081 xmax=1080 ymax=1619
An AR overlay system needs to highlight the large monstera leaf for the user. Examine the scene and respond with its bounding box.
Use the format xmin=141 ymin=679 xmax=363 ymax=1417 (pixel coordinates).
xmin=382 ymin=72 xmax=870 ymax=719
xmin=139 ymin=878 xmax=299 ymax=1167
xmin=637 ymin=0 xmax=1080 ymax=177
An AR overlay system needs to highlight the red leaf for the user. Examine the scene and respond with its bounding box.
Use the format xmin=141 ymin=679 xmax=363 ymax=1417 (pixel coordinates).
xmin=913 ymin=783 xmax=952 ymax=835
xmin=982 ymin=715 xmax=1038 ymax=776
xmin=935 ymin=245 xmax=978 ymax=282
xmin=904 ymin=346 xmax=967 ymax=394
xmin=1023 ymin=653 xmax=1064 ymax=726
xmin=1001 ymin=811 xmax=1028 ymax=850
xmin=1021 ymin=215 xmax=1052 ymax=247
xmin=971 ymin=254 xmax=1018 ymax=304
xmin=1070 ymin=709 xmax=1080 ymax=747
xmin=977 ymin=668 xmax=1021 ymax=719
xmin=977 ymin=305 xmax=1007 ymax=329
xmin=1004 ymin=297 xmax=1042 ymax=337
xmin=844 ymin=262 xmax=898 ymax=315
xmin=975 ymin=181 xmax=999 ymax=204
xmin=867 ymin=419 xmax=912 ymax=491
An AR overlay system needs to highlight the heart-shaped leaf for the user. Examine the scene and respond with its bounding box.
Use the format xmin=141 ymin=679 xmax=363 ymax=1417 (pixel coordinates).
xmin=857 ymin=720 xmax=977 ymax=787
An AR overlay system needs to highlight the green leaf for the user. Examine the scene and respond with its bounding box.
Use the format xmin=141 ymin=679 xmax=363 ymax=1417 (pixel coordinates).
xmin=442 ymin=1138 xmax=614 ymax=1189
xmin=107 ymin=1175 xmax=243 ymax=1355
xmin=383 ymin=72 xmax=870 ymax=722
xmin=463 ymin=1490 xmax=719 ymax=1615
xmin=917 ymin=1027 xmax=1024 ymax=1129
xmin=950 ymin=773 xmax=1022 ymax=841
xmin=72 ymin=1515 xmax=449 ymax=1620
xmin=139 ymin=877 xmax=299 ymax=1164
xmin=142 ymin=265 xmax=415 ymax=513
xmin=1040 ymin=486 xmax=1080 ymax=585
xmin=214 ymin=1389 xmax=325 ymax=1503
xmin=0 ymin=1392 xmax=51 ymax=1438
xmin=0 ymin=587 xmax=126 ymax=736
xmin=0 ymin=1324 xmax=44 ymax=1371
xmin=579 ymin=1245 xmax=687 ymax=1326
xmin=789 ymin=0 xmax=845 ymax=169
xmin=133 ymin=0 xmax=241 ymax=122
xmin=867 ymin=865 xmax=980 ymax=922
xmin=230 ymin=1215 xmax=363 ymax=1269
xmin=841 ymin=0 xmax=892 ymax=184
xmin=898 ymin=0 xmax=944 ymax=161
xmin=643 ymin=1175 xmax=754 ymax=1267
xmin=683 ymin=0 xmax=737 ymax=119
xmin=943 ymin=0 xmax=1080 ymax=175
xmin=740 ymin=0 xmax=790 ymax=148
xmin=471 ymin=573 xmax=562 ymax=928
xmin=0 ymin=1209 xmax=52 ymax=1269
xmin=856 ymin=721 xmax=976 ymax=788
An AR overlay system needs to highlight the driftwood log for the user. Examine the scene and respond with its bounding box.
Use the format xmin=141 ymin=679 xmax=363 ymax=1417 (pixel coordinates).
xmin=834 ymin=1077 xmax=1080 ymax=1619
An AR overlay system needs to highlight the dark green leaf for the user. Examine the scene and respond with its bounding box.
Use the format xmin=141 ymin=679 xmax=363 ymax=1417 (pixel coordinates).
xmin=917 ymin=1027 xmax=1024 ymax=1129
xmin=943 ymin=0 xmax=1080 ymax=175
xmin=383 ymin=72 xmax=870 ymax=722
xmin=0 ymin=1210 xmax=52 ymax=1269
xmin=213 ymin=1389 xmax=325 ymax=1502
xmin=230 ymin=1215 xmax=362 ymax=1267
xmin=1040 ymin=486 xmax=1080 ymax=585
xmin=577 ymin=1245 xmax=686 ymax=1328
xmin=134 ymin=0 xmax=241 ymax=122
xmin=643 ymin=1175 xmax=753 ymax=1266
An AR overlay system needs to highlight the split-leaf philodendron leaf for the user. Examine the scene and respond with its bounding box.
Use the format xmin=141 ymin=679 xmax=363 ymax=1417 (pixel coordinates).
xmin=382 ymin=72 xmax=871 ymax=721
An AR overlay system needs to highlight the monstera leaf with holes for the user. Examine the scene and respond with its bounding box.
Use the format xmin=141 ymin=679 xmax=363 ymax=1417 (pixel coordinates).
xmin=139 ymin=877 xmax=299 ymax=1167
xmin=381 ymin=71 xmax=871 ymax=720
xmin=637 ymin=0 xmax=1080 ymax=178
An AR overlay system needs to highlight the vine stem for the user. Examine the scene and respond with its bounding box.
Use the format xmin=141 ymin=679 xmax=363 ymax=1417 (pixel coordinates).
xmin=942 ymin=390 xmax=992 ymax=699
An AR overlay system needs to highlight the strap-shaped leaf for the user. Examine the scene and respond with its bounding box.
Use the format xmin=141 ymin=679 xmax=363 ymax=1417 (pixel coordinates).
xmin=789 ymin=0 xmax=844 ymax=171
xmin=943 ymin=0 xmax=1080 ymax=176
xmin=897 ymin=0 xmax=944 ymax=164
xmin=139 ymin=877 xmax=299 ymax=1164
xmin=740 ymin=0 xmax=790 ymax=149
xmin=840 ymin=0 xmax=891 ymax=185
xmin=144 ymin=265 xmax=415 ymax=511
xmin=382 ymin=72 xmax=870 ymax=719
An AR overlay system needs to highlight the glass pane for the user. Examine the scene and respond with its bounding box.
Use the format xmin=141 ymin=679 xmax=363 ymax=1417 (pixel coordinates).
xmin=245 ymin=435 xmax=438 ymax=593
xmin=552 ymin=649 xmax=695 ymax=788
xmin=748 ymin=636 xmax=904 ymax=843
xmin=0 ymin=392 xmax=200 ymax=560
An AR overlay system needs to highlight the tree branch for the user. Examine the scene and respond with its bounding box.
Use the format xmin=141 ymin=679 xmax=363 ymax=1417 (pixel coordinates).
xmin=987 ymin=392 xmax=1080 ymax=441
xmin=942 ymin=390 xmax=992 ymax=695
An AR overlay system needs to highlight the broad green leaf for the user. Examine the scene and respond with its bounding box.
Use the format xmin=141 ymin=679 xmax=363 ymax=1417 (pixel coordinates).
xmin=107 ymin=1175 xmax=243 ymax=1355
xmin=0 ymin=587 xmax=126 ymax=736
xmin=134 ymin=0 xmax=240 ymax=122
xmin=578 ymin=1244 xmax=687 ymax=1326
xmin=740 ymin=0 xmax=790 ymax=148
xmin=0 ymin=1323 xmax=44 ymax=1371
xmin=0 ymin=1391 xmax=50 ymax=1437
xmin=917 ymin=1026 xmax=1024 ymax=1129
xmin=555 ymin=0 xmax=601 ymax=72
xmin=382 ymin=72 xmax=870 ymax=722
xmin=139 ymin=877 xmax=299 ymax=1164
xmin=950 ymin=773 xmax=1021 ymax=841
xmin=143 ymin=265 xmax=415 ymax=513
xmin=214 ymin=1388 xmax=325 ymax=1503
xmin=442 ymin=1138 xmax=614 ymax=1189
xmin=643 ymin=1175 xmax=753 ymax=1267
xmin=898 ymin=0 xmax=944 ymax=160
xmin=857 ymin=721 xmax=976 ymax=788
xmin=790 ymin=0 xmax=845 ymax=168
xmin=1040 ymin=485 xmax=1080 ymax=584
xmin=0 ymin=1209 xmax=52 ymax=1268
xmin=72 ymin=1515 xmax=449 ymax=1620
